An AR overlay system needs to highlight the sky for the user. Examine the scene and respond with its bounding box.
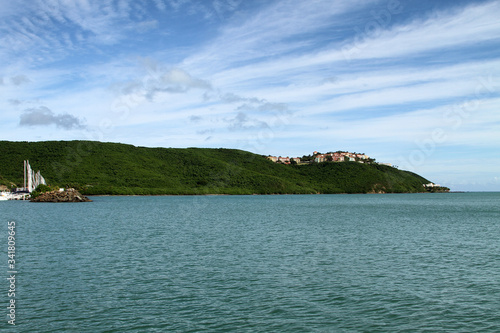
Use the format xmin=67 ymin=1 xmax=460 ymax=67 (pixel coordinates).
xmin=1 ymin=0 xmax=499 ymax=191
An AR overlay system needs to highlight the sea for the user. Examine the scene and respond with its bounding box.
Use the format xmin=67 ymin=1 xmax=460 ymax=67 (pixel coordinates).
xmin=1 ymin=192 xmax=499 ymax=332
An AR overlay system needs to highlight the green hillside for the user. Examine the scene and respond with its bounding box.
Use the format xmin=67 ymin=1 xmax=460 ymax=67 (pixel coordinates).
xmin=0 ymin=141 xmax=431 ymax=195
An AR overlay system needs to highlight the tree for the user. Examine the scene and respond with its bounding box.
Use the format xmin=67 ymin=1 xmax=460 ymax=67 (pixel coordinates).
xmin=30 ymin=184 xmax=55 ymax=198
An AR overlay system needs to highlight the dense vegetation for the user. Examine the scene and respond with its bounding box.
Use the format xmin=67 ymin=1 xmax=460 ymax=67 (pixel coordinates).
xmin=30 ymin=184 xmax=59 ymax=199
xmin=0 ymin=141 xmax=431 ymax=195
xmin=0 ymin=175 xmax=14 ymax=188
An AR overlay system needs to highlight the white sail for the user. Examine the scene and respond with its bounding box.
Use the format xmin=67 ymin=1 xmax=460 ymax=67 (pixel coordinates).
xmin=39 ymin=173 xmax=46 ymax=186
xmin=24 ymin=160 xmax=47 ymax=193
xmin=27 ymin=161 xmax=33 ymax=192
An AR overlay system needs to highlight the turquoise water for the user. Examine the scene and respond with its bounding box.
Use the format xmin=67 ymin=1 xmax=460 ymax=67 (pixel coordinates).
xmin=1 ymin=193 xmax=500 ymax=332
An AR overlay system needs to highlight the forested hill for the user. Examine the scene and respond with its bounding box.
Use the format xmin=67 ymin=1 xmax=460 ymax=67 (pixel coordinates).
xmin=0 ymin=141 xmax=431 ymax=195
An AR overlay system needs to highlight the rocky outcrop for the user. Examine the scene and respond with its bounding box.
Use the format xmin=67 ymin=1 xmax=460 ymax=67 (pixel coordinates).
xmin=424 ymin=186 xmax=450 ymax=193
xmin=30 ymin=188 xmax=92 ymax=202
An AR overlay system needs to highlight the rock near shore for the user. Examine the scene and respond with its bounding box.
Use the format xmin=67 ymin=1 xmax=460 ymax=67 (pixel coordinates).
xmin=31 ymin=188 xmax=92 ymax=202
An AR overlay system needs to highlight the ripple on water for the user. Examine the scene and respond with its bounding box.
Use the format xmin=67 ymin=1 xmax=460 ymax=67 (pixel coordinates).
xmin=2 ymin=193 xmax=499 ymax=332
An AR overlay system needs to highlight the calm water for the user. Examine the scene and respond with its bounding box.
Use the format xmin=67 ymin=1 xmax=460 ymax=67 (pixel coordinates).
xmin=1 ymin=193 xmax=500 ymax=332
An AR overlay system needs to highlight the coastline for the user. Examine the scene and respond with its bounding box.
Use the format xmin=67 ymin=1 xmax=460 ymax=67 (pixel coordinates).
xmin=87 ymin=191 xmax=449 ymax=197
xmin=0 ymin=141 xmax=437 ymax=197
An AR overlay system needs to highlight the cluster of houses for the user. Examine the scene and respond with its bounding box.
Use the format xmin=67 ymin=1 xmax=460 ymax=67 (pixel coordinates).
xmin=267 ymin=151 xmax=371 ymax=165
xmin=266 ymin=156 xmax=301 ymax=164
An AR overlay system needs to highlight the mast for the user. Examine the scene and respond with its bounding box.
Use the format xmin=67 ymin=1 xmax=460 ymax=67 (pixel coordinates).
xmin=27 ymin=160 xmax=32 ymax=192
xmin=24 ymin=160 xmax=27 ymax=191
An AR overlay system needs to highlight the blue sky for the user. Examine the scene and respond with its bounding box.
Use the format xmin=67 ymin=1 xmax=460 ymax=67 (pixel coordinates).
xmin=1 ymin=0 xmax=499 ymax=191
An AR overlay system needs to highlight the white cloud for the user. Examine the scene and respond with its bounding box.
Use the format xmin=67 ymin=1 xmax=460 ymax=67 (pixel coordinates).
xmin=199 ymin=1 xmax=500 ymax=95
xmin=340 ymin=1 xmax=500 ymax=60
xmin=152 ymin=0 xmax=167 ymax=11
xmin=10 ymin=74 xmax=31 ymax=86
xmin=184 ymin=0 xmax=379 ymax=74
xmin=0 ymin=0 xmax=161 ymax=64
xmin=19 ymin=106 xmax=87 ymax=130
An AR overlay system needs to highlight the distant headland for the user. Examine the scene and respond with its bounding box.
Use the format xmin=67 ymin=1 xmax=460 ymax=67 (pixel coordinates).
xmin=0 ymin=140 xmax=449 ymax=196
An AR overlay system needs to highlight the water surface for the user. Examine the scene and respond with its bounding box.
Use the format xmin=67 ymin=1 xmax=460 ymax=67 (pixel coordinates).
xmin=1 ymin=193 xmax=499 ymax=332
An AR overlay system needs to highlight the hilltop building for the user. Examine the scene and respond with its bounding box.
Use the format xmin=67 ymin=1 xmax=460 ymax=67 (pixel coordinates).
xmin=268 ymin=151 xmax=370 ymax=165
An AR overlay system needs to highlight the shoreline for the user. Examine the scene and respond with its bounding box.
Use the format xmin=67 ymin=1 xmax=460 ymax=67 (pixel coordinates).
xmin=87 ymin=191 xmax=452 ymax=197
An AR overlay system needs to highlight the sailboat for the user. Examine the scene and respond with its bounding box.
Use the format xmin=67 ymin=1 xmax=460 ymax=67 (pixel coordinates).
xmin=0 ymin=160 xmax=47 ymax=201
xmin=0 ymin=192 xmax=11 ymax=201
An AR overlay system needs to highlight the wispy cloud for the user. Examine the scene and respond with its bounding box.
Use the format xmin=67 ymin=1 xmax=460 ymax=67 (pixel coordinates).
xmin=341 ymin=1 xmax=500 ymax=61
xmin=0 ymin=0 xmax=160 ymax=64
xmin=202 ymin=1 xmax=500 ymax=92
xmin=184 ymin=0 xmax=378 ymax=74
